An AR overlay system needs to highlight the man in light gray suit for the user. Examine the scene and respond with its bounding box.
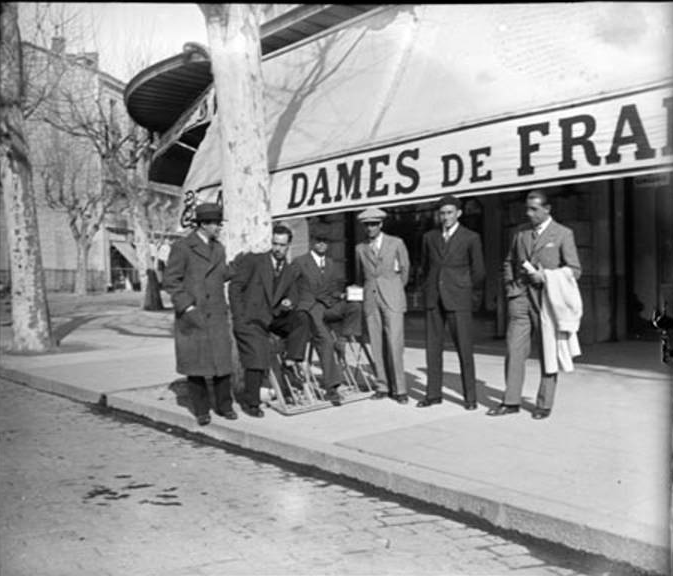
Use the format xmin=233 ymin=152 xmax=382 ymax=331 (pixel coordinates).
xmin=355 ymin=207 xmax=410 ymax=404
xmin=487 ymin=190 xmax=581 ymax=420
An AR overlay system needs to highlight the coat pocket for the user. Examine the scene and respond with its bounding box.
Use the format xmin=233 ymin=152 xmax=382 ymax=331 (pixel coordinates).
xmin=180 ymin=308 xmax=206 ymax=332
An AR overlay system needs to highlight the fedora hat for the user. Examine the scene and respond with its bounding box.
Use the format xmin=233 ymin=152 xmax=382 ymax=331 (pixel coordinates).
xmin=194 ymin=203 xmax=223 ymax=223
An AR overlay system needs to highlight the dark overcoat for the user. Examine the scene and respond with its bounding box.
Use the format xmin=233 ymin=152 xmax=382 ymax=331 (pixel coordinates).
xmin=228 ymin=251 xmax=300 ymax=370
xmin=163 ymin=231 xmax=234 ymax=377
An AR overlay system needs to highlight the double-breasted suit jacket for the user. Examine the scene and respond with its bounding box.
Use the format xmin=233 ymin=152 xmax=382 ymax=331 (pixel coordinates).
xmin=502 ymin=219 xmax=581 ymax=409
xmin=228 ymin=251 xmax=301 ymax=370
xmin=163 ymin=231 xmax=234 ymax=377
xmin=420 ymin=225 xmax=485 ymax=403
xmin=355 ymin=233 xmax=410 ymax=394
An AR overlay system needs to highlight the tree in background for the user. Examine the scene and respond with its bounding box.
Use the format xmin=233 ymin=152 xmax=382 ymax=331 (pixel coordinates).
xmin=35 ymin=39 xmax=166 ymax=307
xmin=0 ymin=2 xmax=53 ymax=351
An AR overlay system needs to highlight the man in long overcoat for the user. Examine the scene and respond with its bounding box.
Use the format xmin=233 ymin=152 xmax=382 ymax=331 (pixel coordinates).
xmin=229 ymin=224 xmax=311 ymax=417
xmin=418 ymin=194 xmax=485 ymax=410
xmin=163 ymin=203 xmax=237 ymax=425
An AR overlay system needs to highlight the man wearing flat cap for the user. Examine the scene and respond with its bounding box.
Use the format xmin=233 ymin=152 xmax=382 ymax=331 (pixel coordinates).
xmin=163 ymin=202 xmax=237 ymax=426
xmin=293 ymin=224 xmax=363 ymax=405
xmin=355 ymin=207 xmax=410 ymax=403
xmin=418 ymin=194 xmax=485 ymax=411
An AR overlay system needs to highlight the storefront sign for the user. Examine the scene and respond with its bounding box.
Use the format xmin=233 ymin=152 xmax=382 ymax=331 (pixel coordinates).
xmin=271 ymin=84 xmax=672 ymax=218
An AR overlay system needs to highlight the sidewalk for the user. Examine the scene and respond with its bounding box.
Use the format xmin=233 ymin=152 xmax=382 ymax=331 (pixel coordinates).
xmin=0 ymin=294 xmax=670 ymax=574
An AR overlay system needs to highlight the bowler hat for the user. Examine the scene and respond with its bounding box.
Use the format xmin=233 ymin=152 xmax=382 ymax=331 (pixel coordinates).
xmin=357 ymin=207 xmax=387 ymax=223
xmin=195 ymin=203 xmax=223 ymax=223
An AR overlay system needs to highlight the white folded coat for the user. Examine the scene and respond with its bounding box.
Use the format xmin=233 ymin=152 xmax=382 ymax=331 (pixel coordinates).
xmin=540 ymin=267 xmax=583 ymax=373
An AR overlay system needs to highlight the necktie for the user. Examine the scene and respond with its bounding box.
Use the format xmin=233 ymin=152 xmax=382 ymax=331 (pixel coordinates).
xmin=274 ymin=258 xmax=283 ymax=276
xmin=443 ymin=230 xmax=450 ymax=243
xmin=319 ymin=257 xmax=325 ymax=272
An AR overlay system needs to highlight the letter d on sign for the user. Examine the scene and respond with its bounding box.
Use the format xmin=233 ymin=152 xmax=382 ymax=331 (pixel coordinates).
xmin=441 ymin=153 xmax=464 ymax=187
xmin=288 ymin=172 xmax=309 ymax=208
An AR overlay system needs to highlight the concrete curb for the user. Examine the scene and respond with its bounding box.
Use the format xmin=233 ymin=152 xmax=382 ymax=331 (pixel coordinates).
xmin=1 ymin=365 xmax=667 ymax=574
xmin=107 ymin=387 xmax=667 ymax=575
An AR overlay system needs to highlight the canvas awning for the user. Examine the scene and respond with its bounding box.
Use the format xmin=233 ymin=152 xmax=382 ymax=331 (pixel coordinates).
xmin=111 ymin=241 xmax=139 ymax=270
xmin=179 ymin=3 xmax=673 ymax=220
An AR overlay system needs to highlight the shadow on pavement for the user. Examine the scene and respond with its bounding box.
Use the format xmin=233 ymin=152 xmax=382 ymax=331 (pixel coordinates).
xmin=406 ymin=367 xmax=539 ymax=414
xmin=53 ymin=315 xmax=99 ymax=344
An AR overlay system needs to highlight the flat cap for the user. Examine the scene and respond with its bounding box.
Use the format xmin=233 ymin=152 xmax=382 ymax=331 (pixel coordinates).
xmin=357 ymin=207 xmax=387 ymax=222
xmin=194 ymin=203 xmax=223 ymax=223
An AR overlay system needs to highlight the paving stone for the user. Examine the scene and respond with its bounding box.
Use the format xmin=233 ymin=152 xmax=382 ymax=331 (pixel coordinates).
xmin=0 ymin=379 xmax=642 ymax=576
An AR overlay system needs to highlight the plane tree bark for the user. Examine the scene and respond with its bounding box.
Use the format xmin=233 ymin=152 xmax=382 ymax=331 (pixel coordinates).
xmin=0 ymin=2 xmax=53 ymax=351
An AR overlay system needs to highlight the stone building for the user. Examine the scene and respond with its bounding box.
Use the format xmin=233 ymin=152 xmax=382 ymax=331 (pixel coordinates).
xmin=0 ymin=37 xmax=182 ymax=293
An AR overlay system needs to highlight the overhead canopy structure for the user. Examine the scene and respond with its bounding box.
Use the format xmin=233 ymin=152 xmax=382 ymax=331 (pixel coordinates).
xmin=144 ymin=3 xmax=673 ymax=220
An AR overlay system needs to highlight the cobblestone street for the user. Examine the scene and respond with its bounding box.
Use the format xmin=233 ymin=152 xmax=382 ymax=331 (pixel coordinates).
xmin=0 ymin=379 xmax=645 ymax=576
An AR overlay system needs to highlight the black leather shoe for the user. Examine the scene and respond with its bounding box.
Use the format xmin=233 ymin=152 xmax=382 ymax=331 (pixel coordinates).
xmin=416 ymin=397 xmax=442 ymax=408
xmin=245 ymin=406 xmax=265 ymax=418
xmin=219 ymin=410 xmax=238 ymax=420
xmin=486 ymin=404 xmax=520 ymax=416
xmin=324 ymin=387 xmax=343 ymax=406
xmin=240 ymin=403 xmax=265 ymax=418
xmin=196 ymin=414 xmax=211 ymax=426
xmin=395 ymin=394 xmax=409 ymax=405
xmin=464 ymin=402 xmax=478 ymax=411
xmin=532 ymin=408 xmax=551 ymax=420
xmin=371 ymin=391 xmax=388 ymax=400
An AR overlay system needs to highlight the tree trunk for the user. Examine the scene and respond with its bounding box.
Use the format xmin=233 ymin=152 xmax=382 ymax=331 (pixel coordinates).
xmin=200 ymin=4 xmax=272 ymax=393
xmin=200 ymin=3 xmax=272 ymax=258
xmin=74 ymin=238 xmax=90 ymax=296
xmin=129 ymin=194 xmax=152 ymax=292
xmin=0 ymin=2 xmax=53 ymax=352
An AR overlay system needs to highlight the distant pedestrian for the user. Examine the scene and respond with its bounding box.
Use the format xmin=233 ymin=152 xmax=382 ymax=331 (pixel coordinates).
xmin=156 ymin=239 xmax=172 ymax=285
xmin=418 ymin=194 xmax=485 ymax=411
xmin=228 ymin=224 xmax=312 ymax=418
xmin=163 ymin=203 xmax=237 ymax=426
xmin=487 ymin=190 xmax=582 ymax=420
xmin=355 ymin=207 xmax=410 ymax=404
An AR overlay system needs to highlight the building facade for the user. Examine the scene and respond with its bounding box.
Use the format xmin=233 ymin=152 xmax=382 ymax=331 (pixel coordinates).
xmin=0 ymin=38 xmax=183 ymax=293
xmin=124 ymin=4 xmax=672 ymax=343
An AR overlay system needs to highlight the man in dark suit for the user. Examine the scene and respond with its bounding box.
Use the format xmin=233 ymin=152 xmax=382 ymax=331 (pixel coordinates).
xmin=487 ymin=190 xmax=581 ymax=420
xmin=163 ymin=203 xmax=237 ymax=426
xmin=229 ymin=224 xmax=311 ymax=418
xmin=293 ymin=225 xmax=362 ymax=405
xmin=418 ymin=194 xmax=485 ymax=410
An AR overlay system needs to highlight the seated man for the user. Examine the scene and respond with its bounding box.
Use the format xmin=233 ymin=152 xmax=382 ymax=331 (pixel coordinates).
xmin=292 ymin=225 xmax=363 ymax=404
xmin=229 ymin=224 xmax=312 ymax=417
